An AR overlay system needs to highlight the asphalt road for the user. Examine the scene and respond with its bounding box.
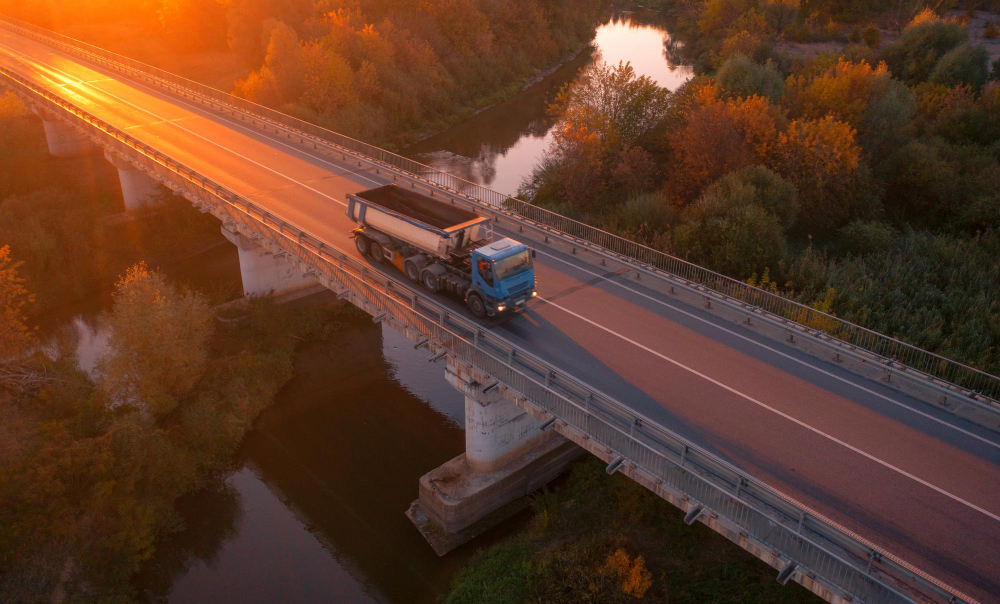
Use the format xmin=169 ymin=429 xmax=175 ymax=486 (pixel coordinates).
xmin=2 ymin=29 xmax=999 ymax=602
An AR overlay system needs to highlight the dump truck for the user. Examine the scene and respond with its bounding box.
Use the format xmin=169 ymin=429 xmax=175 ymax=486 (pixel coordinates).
xmin=346 ymin=184 xmax=536 ymax=318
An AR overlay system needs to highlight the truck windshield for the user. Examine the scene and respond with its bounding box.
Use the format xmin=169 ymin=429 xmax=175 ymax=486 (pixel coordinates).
xmin=493 ymin=250 xmax=532 ymax=281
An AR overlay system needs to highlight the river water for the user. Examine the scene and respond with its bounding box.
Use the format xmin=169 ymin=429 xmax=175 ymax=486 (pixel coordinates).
xmin=406 ymin=6 xmax=693 ymax=197
xmin=37 ymin=6 xmax=691 ymax=602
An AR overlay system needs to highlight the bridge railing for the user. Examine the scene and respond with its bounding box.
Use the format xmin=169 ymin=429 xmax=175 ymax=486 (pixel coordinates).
xmin=1 ymin=15 xmax=997 ymax=406
xmin=0 ymin=62 xmax=973 ymax=604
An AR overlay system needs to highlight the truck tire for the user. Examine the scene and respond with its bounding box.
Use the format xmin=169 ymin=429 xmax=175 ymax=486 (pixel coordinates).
xmin=467 ymin=292 xmax=486 ymax=318
xmin=404 ymin=261 xmax=420 ymax=282
xmin=369 ymin=241 xmax=385 ymax=264
xmin=421 ymin=270 xmax=440 ymax=293
xmin=355 ymin=234 xmax=369 ymax=256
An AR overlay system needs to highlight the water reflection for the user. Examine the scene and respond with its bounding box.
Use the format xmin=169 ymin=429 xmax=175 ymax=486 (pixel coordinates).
xmin=406 ymin=8 xmax=694 ymax=196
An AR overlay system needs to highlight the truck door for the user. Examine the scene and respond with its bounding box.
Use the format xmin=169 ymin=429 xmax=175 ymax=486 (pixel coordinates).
xmin=475 ymin=256 xmax=495 ymax=297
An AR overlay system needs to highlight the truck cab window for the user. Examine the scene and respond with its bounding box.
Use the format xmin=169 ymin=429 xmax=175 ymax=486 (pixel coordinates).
xmin=478 ymin=259 xmax=493 ymax=286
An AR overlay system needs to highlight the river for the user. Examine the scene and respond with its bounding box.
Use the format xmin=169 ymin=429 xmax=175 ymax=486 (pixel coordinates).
xmin=405 ymin=5 xmax=693 ymax=197
xmin=38 ymin=5 xmax=692 ymax=602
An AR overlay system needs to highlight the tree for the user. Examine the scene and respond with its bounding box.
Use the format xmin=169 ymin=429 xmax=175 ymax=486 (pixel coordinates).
xmin=929 ymin=42 xmax=990 ymax=90
xmin=768 ymin=116 xmax=866 ymax=234
xmin=674 ymin=182 xmax=787 ymax=279
xmin=880 ymin=11 xmax=967 ymax=83
xmin=783 ymin=59 xmax=915 ymax=156
xmin=715 ymin=54 xmax=784 ymax=101
xmin=550 ymin=61 xmax=670 ymax=151
xmin=0 ymin=246 xmax=35 ymax=362
xmin=710 ymin=165 xmax=799 ymax=228
xmin=98 ymin=264 xmax=212 ymax=418
xmin=763 ymin=0 xmax=799 ymax=34
xmin=668 ymin=85 xmax=781 ymax=201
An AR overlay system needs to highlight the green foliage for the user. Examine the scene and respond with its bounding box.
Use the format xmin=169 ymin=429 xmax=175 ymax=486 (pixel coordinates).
xmin=880 ymin=14 xmax=968 ymax=83
xmin=861 ymin=24 xmax=881 ymax=47
xmin=601 ymin=190 xmax=675 ymax=247
xmin=675 ymin=173 xmax=789 ymax=278
xmin=786 ymin=230 xmax=1000 ymax=374
xmin=838 ymin=220 xmax=897 ymax=254
xmin=929 ymin=42 xmax=990 ymax=89
xmin=715 ymin=54 xmax=785 ymax=101
xmin=447 ymin=458 xmax=817 ymax=604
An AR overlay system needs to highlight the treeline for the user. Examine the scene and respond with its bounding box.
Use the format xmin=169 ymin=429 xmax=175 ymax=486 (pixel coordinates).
xmin=233 ymin=0 xmax=604 ymax=145
xmin=1 ymin=0 xmax=605 ymax=146
xmin=522 ymin=5 xmax=1000 ymax=375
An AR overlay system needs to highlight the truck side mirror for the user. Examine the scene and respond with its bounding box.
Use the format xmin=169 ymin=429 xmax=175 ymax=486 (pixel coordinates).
xmin=531 ymin=249 xmax=536 ymax=259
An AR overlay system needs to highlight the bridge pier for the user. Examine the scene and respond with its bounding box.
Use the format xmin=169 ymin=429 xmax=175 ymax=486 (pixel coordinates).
xmin=221 ymin=224 xmax=319 ymax=297
xmin=408 ymin=358 xmax=583 ymax=555
xmin=34 ymin=108 xmax=97 ymax=157
xmin=104 ymin=150 xmax=160 ymax=209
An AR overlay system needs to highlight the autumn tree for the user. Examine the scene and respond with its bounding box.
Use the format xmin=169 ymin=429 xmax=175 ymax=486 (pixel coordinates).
xmin=98 ymin=264 xmax=212 ymax=418
xmin=881 ymin=10 xmax=967 ymax=83
xmin=715 ymin=54 xmax=784 ymax=101
xmin=768 ymin=116 xmax=869 ymax=233
xmin=782 ymin=59 xmax=915 ymax=156
xmin=667 ymin=84 xmax=781 ymax=201
xmin=0 ymin=246 xmax=35 ymax=362
xmin=929 ymin=42 xmax=990 ymax=90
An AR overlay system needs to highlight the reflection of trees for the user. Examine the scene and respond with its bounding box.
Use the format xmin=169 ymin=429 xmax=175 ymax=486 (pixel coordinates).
xmin=134 ymin=479 xmax=243 ymax=603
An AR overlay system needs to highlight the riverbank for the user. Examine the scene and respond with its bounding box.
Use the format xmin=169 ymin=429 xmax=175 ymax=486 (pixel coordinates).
xmin=447 ymin=458 xmax=819 ymax=603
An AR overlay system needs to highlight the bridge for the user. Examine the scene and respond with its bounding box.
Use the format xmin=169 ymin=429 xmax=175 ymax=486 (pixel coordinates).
xmin=1 ymin=16 xmax=998 ymax=604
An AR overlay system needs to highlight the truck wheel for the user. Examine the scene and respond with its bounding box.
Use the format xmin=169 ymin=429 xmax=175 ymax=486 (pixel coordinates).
xmin=467 ymin=293 xmax=486 ymax=319
xmin=405 ymin=261 xmax=420 ymax=282
xmin=355 ymin=235 xmax=369 ymax=256
xmin=421 ymin=270 xmax=439 ymax=293
xmin=369 ymin=241 xmax=385 ymax=264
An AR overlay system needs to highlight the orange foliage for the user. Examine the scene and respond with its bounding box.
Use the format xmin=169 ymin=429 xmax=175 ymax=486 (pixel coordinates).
xmin=668 ymin=84 xmax=781 ymax=201
xmin=783 ymin=59 xmax=891 ymax=127
xmin=604 ymin=548 xmax=653 ymax=599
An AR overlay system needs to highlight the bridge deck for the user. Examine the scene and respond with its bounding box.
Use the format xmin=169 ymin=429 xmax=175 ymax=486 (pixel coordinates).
xmin=2 ymin=28 xmax=998 ymax=601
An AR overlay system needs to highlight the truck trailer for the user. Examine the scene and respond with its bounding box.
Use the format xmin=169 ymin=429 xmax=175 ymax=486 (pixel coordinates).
xmin=346 ymin=184 xmax=536 ymax=318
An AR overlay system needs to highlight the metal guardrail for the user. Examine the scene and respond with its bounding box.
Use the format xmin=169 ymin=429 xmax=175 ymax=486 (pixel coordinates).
xmin=1 ymin=15 xmax=997 ymax=405
xmin=0 ymin=61 xmax=976 ymax=604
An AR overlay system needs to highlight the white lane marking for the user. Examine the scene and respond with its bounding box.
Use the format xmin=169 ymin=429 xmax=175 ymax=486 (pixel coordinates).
xmin=13 ymin=39 xmax=1000 ymax=520
xmin=528 ymin=248 xmax=1000 ymax=450
xmin=537 ymin=295 xmax=1000 ymax=522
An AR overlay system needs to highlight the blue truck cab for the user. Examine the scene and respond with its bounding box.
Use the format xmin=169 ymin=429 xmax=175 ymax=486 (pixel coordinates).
xmin=468 ymin=238 xmax=536 ymax=317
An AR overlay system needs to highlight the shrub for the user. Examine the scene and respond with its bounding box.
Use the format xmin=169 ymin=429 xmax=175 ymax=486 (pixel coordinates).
xmin=929 ymin=42 xmax=990 ymax=89
xmin=674 ymin=180 xmax=788 ymax=278
xmin=878 ymin=140 xmax=957 ymax=225
xmin=861 ymin=24 xmax=881 ymax=47
xmin=839 ymin=220 xmax=897 ymax=254
xmin=880 ymin=13 xmax=967 ymax=82
xmin=715 ymin=54 xmax=785 ymax=101
xmin=706 ymin=165 xmax=799 ymax=228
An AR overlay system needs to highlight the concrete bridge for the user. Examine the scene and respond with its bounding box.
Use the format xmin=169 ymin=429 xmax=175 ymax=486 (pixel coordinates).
xmin=2 ymin=16 xmax=999 ymax=604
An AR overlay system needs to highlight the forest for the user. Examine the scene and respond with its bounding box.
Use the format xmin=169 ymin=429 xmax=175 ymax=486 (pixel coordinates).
xmin=522 ymin=1 xmax=1000 ymax=376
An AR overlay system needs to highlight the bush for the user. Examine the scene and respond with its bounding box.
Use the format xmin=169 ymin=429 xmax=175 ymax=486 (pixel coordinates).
xmin=707 ymin=165 xmax=799 ymax=228
xmin=861 ymin=24 xmax=881 ymax=48
xmin=929 ymin=42 xmax=990 ymax=89
xmin=605 ymin=191 xmax=676 ymax=244
xmin=878 ymin=140 xmax=957 ymax=225
xmin=674 ymin=180 xmax=788 ymax=279
xmin=715 ymin=54 xmax=785 ymax=101
xmin=881 ymin=14 xmax=967 ymax=83
xmin=839 ymin=220 xmax=897 ymax=254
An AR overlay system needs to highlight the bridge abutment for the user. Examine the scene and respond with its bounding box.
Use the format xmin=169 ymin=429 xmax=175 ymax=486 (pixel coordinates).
xmin=222 ymin=225 xmax=320 ymax=297
xmin=35 ymin=109 xmax=98 ymax=157
xmin=408 ymin=358 xmax=583 ymax=555
xmin=104 ymin=150 xmax=160 ymax=209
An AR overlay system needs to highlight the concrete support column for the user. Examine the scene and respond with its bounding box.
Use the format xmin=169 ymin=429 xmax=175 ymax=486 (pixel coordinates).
xmin=104 ymin=151 xmax=160 ymax=209
xmin=221 ymin=225 xmax=319 ymax=297
xmin=407 ymin=358 xmax=583 ymax=555
xmin=34 ymin=109 xmax=97 ymax=157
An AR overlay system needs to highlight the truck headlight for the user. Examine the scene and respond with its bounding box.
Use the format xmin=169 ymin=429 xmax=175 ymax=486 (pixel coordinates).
xmin=497 ymin=305 xmax=505 ymax=312
xmin=531 ymin=291 xmax=537 ymax=297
